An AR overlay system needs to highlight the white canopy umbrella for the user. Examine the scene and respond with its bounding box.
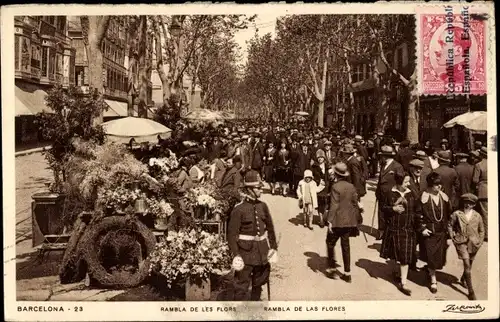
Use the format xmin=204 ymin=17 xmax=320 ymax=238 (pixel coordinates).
xmin=295 ymin=111 xmax=309 ymax=116
xmin=102 ymin=116 xmax=172 ymax=144
xmin=443 ymin=111 xmax=487 ymax=133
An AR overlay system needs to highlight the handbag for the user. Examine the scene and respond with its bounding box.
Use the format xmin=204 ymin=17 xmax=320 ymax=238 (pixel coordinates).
xmin=298 ymin=198 xmax=303 ymax=209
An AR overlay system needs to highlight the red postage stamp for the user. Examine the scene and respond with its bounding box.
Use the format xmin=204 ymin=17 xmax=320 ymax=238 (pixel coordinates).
xmin=418 ymin=6 xmax=487 ymax=96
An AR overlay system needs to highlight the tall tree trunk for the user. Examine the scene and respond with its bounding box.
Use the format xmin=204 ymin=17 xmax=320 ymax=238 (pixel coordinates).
xmin=343 ymin=51 xmax=355 ymax=133
xmin=137 ymin=16 xmax=148 ymax=118
xmin=406 ymin=69 xmax=419 ymax=143
xmin=373 ymin=60 xmax=389 ymax=133
xmin=81 ymin=16 xmax=110 ymax=124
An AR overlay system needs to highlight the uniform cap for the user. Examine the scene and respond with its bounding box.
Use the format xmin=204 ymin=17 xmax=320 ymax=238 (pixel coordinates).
xmin=243 ymin=170 xmax=264 ymax=188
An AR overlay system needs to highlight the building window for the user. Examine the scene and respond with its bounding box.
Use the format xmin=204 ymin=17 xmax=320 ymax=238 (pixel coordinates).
xmin=49 ymin=48 xmax=56 ymax=78
xmin=56 ymin=16 xmax=66 ymax=33
xmin=48 ymin=16 xmax=55 ymax=25
xmin=31 ymin=44 xmax=41 ymax=69
xmin=55 ymin=52 xmax=62 ymax=74
xmin=20 ymin=37 xmax=31 ymax=73
xmin=42 ymin=47 xmax=48 ymax=76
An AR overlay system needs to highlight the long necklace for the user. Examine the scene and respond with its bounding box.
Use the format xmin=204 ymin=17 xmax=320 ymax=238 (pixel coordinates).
xmin=430 ymin=194 xmax=444 ymax=222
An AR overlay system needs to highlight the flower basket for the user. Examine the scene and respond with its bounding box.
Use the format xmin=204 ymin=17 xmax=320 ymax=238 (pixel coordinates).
xmin=31 ymin=191 xmax=67 ymax=247
xmin=185 ymin=276 xmax=211 ymax=301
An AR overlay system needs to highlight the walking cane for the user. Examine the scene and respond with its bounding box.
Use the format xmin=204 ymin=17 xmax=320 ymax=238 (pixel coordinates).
xmin=370 ymin=199 xmax=378 ymax=237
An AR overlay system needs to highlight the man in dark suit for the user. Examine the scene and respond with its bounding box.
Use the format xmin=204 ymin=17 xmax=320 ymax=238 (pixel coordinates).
xmin=292 ymin=144 xmax=312 ymax=196
xmin=209 ymin=135 xmax=224 ymax=161
xmin=324 ymin=140 xmax=337 ymax=166
xmin=407 ymin=158 xmax=424 ymax=270
xmin=342 ymin=144 xmax=366 ymax=199
xmin=433 ymin=150 xmax=459 ymax=209
xmin=250 ymin=133 xmax=264 ymax=174
xmin=395 ymin=140 xmax=415 ymax=173
xmin=375 ymin=145 xmax=405 ymax=239
xmin=454 ymin=152 xmax=474 ymax=196
xmin=354 ymin=135 xmax=370 ymax=163
xmin=325 ymin=162 xmax=363 ymax=283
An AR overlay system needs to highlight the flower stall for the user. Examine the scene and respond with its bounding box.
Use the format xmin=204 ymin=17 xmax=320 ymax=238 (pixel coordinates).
xmin=149 ymin=229 xmax=232 ymax=300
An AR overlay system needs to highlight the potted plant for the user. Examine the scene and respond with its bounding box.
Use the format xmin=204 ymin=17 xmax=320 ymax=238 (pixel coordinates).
xmin=149 ymin=229 xmax=232 ymax=301
xmin=147 ymin=197 xmax=174 ymax=230
xmin=32 ymin=85 xmax=106 ymax=246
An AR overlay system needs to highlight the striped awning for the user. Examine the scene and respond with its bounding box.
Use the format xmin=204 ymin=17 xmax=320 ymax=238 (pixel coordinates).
xmin=104 ymin=99 xmax=128 ymax=117
xmin=15 ymin=85 xmax=50 ymax=116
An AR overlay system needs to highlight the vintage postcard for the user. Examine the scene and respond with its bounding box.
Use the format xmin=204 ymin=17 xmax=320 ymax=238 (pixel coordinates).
xmin=2 ymin=1 xmax=498 ymax=321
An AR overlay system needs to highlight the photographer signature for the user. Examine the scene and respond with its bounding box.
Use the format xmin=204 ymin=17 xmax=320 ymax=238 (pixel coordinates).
xmin=443 ymin=304 xmax=485 ymax=314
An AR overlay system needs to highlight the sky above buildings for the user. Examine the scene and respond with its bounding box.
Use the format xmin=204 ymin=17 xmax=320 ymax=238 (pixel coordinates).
xmin=233 ymin=13 xmax=281 ymax=64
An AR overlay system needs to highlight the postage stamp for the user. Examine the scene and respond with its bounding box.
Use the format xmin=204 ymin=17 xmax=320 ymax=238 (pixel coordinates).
xmin=417 ymin=6 xmax=487 ymax=96
xmin=1 ymin=1 xmax=498 ymax=321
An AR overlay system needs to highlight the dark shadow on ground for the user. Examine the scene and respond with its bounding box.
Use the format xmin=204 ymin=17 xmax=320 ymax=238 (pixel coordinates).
xmin=406 ymin=265 xmax=468 ymax=297
xmin=359 ymin=224 xmax=379 ymax=238
xmin=304 ymin=251 xmax=339 ymax=279
xmin=288 ymin=212 xmax=305 ymax=226
xmin=16 ymin=250 xmax=63 ymax=280
xmin=367 ymin=243 xmax=382 ymax=252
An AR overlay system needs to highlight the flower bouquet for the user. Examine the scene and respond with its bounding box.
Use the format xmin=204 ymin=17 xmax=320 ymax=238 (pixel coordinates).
xmin=146 ymin=197 xmax=175 ymax=230
xmin=98 ymin=186 xmax=147 ymax=214
xmin=148 ymin=152 xmax=179 ymax=181
xmin=149 ymin=229 xmax=232 ymax=300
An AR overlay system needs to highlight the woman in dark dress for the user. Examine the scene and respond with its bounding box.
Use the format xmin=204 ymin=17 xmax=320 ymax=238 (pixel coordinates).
xmin=418 ymin=172 xmax=452 ymax=294
xmin=275 ymin=140 xmax=291 ymax=196
xmin=380 ymin=172 xmax=421 ymax=296
xmin=263 ymin=142 xmax=277 ymax=193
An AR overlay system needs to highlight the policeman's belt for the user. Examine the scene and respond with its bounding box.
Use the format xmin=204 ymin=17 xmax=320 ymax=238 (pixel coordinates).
xmin=238 ymin=231 xmax=268 ymax=241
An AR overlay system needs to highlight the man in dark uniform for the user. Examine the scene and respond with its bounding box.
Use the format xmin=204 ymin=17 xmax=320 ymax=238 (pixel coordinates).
xmin=407 ymin=158 xmax=425 ymax=270
xmin=454 ymin=152 xmax=474 ymax=196
xmin=227 ymin=170 xmax=278 ymax=301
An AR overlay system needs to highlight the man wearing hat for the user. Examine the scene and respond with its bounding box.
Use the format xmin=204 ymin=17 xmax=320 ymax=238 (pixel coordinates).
xmin=472 ymin=147 xmax=488 ymax=241
xmin=439 ymin=138 xmax=454 ymax=164
xmin=341 ymin=144 xmax=366 ymax=198
xmin=454 ymin=152 xmax=474 ymax=196
xmin=324 ymin=140 xmax=337 ymax=165
xmin=354 ymin=135 xmax=369 ymax=165
xmin=395 ymin=140 xmax=415 ymax=173
xmin=250 ymin=133 xmax=265 ymax=175
xmin=474 ymin=141 xmax=483 ymax=154
xmin=241 ymin=134 xmax=253 ymax=171
xmin=434 ymin=150 xmax=459 ymax=208
xmin=227 ymin=170 xmax=278 ymax=301
xmin=220 ymin=155 xmax=243 ymax=198
xmin=325 ymin=162 xmax=363 ymax=282
xmin=408 ymin=159 xmax=425 ymax=199
xmin=376 ymin=145 xmax=404 ymax=238
xmin=209 ymin=135 xmax=224 ymax=162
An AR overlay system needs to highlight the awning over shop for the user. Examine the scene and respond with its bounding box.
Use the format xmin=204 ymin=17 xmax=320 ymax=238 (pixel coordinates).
xmin=104 ymin=99 xmax=128 ymax=117
xmin=15 ymin=85 xmax=50 ymax=116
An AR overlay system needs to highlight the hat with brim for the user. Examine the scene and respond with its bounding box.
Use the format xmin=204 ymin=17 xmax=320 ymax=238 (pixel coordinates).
xmin=242 ymin=135 xmax=249 ymax=140
xmin=354 ymin=135 xmax=363 ymax=141
xmin=461 ymin=193 xmax=478 ymax=204
xmin=316 ymin=149 xmax=326 ymax=159
xmin=469 ymin=150 xmax=480 ymax=159
xmin=415 ymin=150 xmax=427 ymax=160
xmin=333 ymin=162 xmax=350 ymax=177
xmin=243 ymin=170 xmax=264 ymax=188
xmin=437 ymin=150 xmax=452 ymax=163
xmin=325 ymin=140 xmax=332 ymax=146
xmin=479 ymin=146 xmax=487 ymax=156
xmin=378 ymin=145 xmax=396 ymax=156
xmin=377 ymin=132 xmax=384 ymax=136
xmin=340 ymin=144 xmax=356 ymax=154
xmin=304 ymin=169 xmax=313 ymax=179
xmin=409 ymin=159 xmax=424 ymax=168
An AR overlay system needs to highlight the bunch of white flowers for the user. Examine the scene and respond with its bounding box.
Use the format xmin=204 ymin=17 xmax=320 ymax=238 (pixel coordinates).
xmin=196 ymin=194 xmax=217 ymax=209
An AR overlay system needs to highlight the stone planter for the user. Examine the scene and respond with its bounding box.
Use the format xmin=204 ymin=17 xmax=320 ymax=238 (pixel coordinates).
xmin=31 ymin=192 xmax=67 ymax=247
xmin=185 ymin=277 xmax=211 ymax=301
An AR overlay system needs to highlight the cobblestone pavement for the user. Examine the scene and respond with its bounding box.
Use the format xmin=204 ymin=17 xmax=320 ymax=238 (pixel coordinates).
xmin=14 ymin=154 xmax=488 ymax=301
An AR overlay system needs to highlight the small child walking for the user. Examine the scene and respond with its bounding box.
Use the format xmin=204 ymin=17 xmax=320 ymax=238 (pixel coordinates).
xmin=297 ymin=169 xmax=323 ymax=230
xmin=447 ymin=193 xmax=485 ymax=300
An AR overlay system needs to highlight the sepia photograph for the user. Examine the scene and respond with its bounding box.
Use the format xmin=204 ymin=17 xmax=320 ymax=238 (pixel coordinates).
xmin=2 ymin=2 xmax=498 ymax=321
